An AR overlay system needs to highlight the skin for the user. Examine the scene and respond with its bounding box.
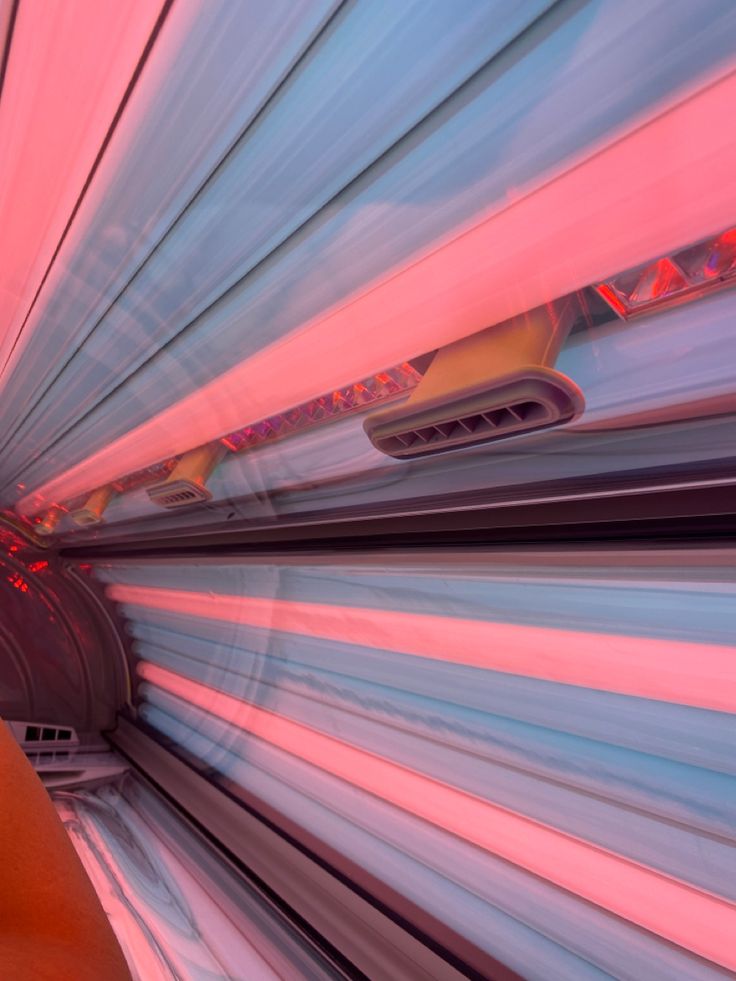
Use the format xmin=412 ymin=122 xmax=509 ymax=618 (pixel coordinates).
xmin=0 ymin=720 xmax=131 ymax=980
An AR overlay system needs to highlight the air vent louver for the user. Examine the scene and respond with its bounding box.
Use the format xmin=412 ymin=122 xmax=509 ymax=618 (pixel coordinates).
xmin=148 ymin=481 xmax=211 ymax=508
xmin=5 ymin=721 xmax=79 ymax=748
xmin=365 ymin=301 xmax=584 ymax=459
xmin=147 ymin=444 xmax=225 ymax=510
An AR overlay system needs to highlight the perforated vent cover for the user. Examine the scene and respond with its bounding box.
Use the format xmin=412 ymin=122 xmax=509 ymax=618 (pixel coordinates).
xmin=364 ymin=369 xmax=584 ymax=459
xmin=147 ymin=478 xmax=213 ymax=509
xmin=6 ymin=721 xmax=79 ymax=748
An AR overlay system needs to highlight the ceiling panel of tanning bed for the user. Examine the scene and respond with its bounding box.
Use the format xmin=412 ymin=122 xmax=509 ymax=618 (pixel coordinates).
xmin=0 ymin=0 xmax=551 ymax=496
xmin=4 ymin=0 xmax=736 ymax=503
xmin=50 ymin=290 xmax=736 ymax=540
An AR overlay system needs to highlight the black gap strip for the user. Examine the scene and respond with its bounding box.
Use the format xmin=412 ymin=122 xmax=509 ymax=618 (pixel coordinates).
xmin=0 ymin=0 xmax=19 ymax=106
xmin=0 ymin=0 xmax=177 ymax=383
xmin=61 ymin=519 xmax=736 ymax=564
xmin=58 ymin=479 xmax=736 ymax=561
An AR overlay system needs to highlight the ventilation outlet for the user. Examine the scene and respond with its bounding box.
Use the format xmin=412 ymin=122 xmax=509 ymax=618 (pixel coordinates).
xmin=71 ymin=485 xmax=115 ymax=527
xmin=364 ymin=300 xmax=584 ymax=459
xmin=6 ymin=721 xmax=80 ymax=748
xmin=147 ymin=443 xmax=226 ymax=510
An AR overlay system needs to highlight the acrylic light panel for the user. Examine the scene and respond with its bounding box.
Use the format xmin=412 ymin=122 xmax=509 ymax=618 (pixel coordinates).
xmin=95 ymin=551 xmax=736 ymax=979
xmin=6 ymin=2 xmax=736 ymax=515
xmin=0 ymin=0 xmax=552 ymax=503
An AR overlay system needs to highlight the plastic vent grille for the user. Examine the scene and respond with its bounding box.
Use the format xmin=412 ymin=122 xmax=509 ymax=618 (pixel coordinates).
xmin=147 ymin=479 xmax=212 ymax=510
xmin=365 ymin=372 xmax=583 ymax=459
xmin=384 ymin=400 xmax=548 ymax=453
xmin=27 ymin=725 xmax=73 ymax=743
xmin=5 ymin=721 xmax=79 ymax=748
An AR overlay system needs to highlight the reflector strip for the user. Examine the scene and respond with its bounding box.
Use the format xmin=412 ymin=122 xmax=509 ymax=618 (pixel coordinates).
xmin=138 ymin=661 xmax=736 ymax=972
xmin=108 ymin=584 xmax=736 ymax=712
xmin=221 ymin=361 xmax=422 ymax=452
xmin=57 ymin=786 xmax=288 ymax=980
xmin=596 ymin=225 xmax=736 ymax=318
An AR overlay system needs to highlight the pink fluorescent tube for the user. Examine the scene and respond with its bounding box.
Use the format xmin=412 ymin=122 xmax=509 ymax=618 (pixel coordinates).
xmin=0 ymin=0 xmax=166 ymax=375
xmin=110 ymin=583 xmax=736 ymax=713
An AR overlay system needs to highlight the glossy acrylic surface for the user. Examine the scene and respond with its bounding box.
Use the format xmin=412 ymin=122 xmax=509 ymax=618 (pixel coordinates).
xmin=54 ymin=770 xmax=339 ymax=980
xmin=95 ymin=549 xmax=736 ymax=979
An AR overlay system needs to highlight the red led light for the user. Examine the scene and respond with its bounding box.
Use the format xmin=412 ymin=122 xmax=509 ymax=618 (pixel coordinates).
xmin=7 ymin=572 xmax=29 ymax=592
xmin=595 ymin=284 xmax=627 ymax=318
xmin=596 ymin=225 xmax=736 ymax=319
xmin=706 ymin=228 xmax=736 ymax=277
xmin=220 ymin=360 xmax=422 ymax=453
